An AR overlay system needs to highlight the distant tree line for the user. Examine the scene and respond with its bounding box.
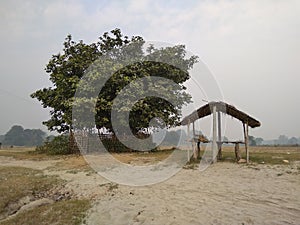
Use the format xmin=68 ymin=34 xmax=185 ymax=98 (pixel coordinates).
xmin=153 ymin=130 xmax=299 ymax=147
xmin=248 ymin=136 xmax=263 ymax=146
xmin=153 ymin=129 xmax=208 ymax=146
xmin=262 ymin=135 xmax=300 ymax=146
xmin=1 ymin=125 xmax=47 ymax=146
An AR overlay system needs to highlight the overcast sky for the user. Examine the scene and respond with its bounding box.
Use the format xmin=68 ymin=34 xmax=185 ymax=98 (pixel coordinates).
xmin=0 ymin=0 xmax=299 ymax=140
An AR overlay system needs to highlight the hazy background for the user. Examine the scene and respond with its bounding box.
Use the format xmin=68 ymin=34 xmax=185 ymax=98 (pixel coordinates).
xmin=0 ymin=0 xmax=299 ymax=140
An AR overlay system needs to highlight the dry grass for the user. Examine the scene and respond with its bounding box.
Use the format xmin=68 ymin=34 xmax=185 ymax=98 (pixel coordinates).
xmin=111 ymin=146 xmax=300 ymax=165
xmin=0 ymin=146 xmax=36 ymax=152
xmin=222 ymin=145 xmax=300 ymax=153
xmin=52 ymin=155 xmax=91 ymax=172
xmin=0 ymin=199 xmax=90 ymax=225
xmin=0 ymin=166 xmax=60 ymax=220
xmin=112 ymin=149 xmax=173 ymax=165
xmin=201 ymin=145 xmax=300 ymax=164
xmin=0 ymin=166 xmax=91 ymax=225
xmin=0 ymin=147 xmax=59 ymax=161
xmin=1 ymin=146 xmax=298 ymax=166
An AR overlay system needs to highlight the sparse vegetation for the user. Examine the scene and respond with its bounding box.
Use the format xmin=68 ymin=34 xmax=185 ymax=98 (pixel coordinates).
xmin=1 ymin=200 xmax=90 ymax=225
xmin=0 ymin=148 xmax=56 ymax=160
xmin=182 ymin=146 xmax=300 ymax=168
xmin=0 ymin=166 xmax=60 ymax=220
xmin=0 ymin=166 xmax=90 ymax=225
xmin=36 ymin=135 xmax=78 ymax=155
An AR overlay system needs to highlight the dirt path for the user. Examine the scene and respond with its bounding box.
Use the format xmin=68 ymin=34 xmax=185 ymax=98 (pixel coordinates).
xmin=86 ymin=163 xmax=300 ymax=225
xmin=0 ymin=155 xmax=299 ymax=225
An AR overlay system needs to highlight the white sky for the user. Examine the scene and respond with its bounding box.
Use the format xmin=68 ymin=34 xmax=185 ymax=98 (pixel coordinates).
xmin=0 ymin=0 xmax=299 ymax=140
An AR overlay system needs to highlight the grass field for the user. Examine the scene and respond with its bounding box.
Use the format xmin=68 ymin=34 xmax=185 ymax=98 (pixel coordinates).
xmin=0 ymin=145 xmax=299 ymax=224
xmin=0 ymin=145 xmax=299 ymax=165
xmin=0 ymin=165 xmax=90 ymax=225
xmin=216 ymin=145 xmax=300 ymax=164
xmin=0 ymin=147 xmax=91 ymax=224
xmin=125 ymin=145 xmax=300 ymax=165
xmin=0 ymin=147 xmax=58 ymax=160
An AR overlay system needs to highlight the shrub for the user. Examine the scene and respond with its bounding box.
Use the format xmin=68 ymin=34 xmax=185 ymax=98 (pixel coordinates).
xmin=101 ymin=135 xmax=156 ymax=153
xmin=36 ymin=135 xmax=79 ymax=155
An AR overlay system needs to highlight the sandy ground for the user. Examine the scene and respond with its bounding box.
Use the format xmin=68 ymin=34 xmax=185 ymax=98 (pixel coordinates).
xmin=0 ymin=155 xmax=299 ymax=225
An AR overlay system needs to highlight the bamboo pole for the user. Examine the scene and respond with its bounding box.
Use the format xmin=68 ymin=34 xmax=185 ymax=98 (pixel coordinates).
xmin=212 ymin=106 xmax=217 ymax=163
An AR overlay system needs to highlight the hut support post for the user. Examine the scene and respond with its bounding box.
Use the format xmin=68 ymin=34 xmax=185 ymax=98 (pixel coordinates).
xmin=235 ymin=143 xmax=241 ymax=161
xmin=246 ymin=122 xmax=249 ymax=163
xmin=187 ymin=121 xmax=190 ymax=162
xmin=197 ymin=141 xmax=200 ymax=159
xmin=212 ymin=106 xmax=217 ymax=163
xmin=217 ymin=111 xmax=222 ymax=160
xmin=243 ymin=122 xmax=249 ymax=163
xmin=192 ymin=122 xmax=197 ymax=159
xmin=197 ymin=121 xmax=200 ymax=159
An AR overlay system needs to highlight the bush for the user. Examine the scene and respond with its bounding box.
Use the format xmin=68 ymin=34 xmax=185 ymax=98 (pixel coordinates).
xmin=36 ymin=135 xmax=79 ymax=155
xmin=37 ymin=133 xmax=156 ymax=154
xmin=100 ymin=135 xmax=156 ymax=153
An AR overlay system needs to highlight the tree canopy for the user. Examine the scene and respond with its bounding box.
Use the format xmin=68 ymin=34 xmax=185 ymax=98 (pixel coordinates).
xmin=31 ymin=28 xmax=198 ymax=135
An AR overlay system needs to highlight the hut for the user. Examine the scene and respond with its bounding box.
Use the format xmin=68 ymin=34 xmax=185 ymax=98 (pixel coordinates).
xmin=181 ymin=101 xmax=261 ymax=163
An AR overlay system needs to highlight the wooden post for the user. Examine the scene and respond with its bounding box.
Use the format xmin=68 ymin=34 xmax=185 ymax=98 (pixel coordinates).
xmin=197 ymin=141 xmax=200 ymax=159
xmin=197 ymin=121 xmax=200 ymax=159
xmin=187 ymin=121 xmax=190 ymax=162
xmin=246 ymin=122 xmax=249 ymax=163
xmin=217 ymin=111 xmax=222 ymax=160
xmin=243 ymin=122 xmax=249 ymax=163
xmin=212 ymin=106 xmax=217 ymax=163
xmin=192 ymin=121 xmax=197 ymax=159
xmin=234 ymin=142 xmax=241 ymax=161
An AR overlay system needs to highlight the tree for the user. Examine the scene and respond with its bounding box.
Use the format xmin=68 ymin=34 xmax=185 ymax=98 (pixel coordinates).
xmin=277 ymin=135 xmax=289 ymax=145
xmin=288 ymin=137 xmax=298 ymax=145
xmin=94 ymin=50 xmax=196 ymax=134
xmin=31 ymin=29 xmax=144 ymax=133
xmin=255 ymin=137 xmax=264 ymax=145
xmin=32 ymin=28 xmax=198 ymax=135
xmin=248 ymin=135 xmax=256 ymax=146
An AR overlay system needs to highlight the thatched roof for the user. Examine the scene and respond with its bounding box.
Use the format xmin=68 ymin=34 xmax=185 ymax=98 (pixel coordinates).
xmin=181 ymin=101 xmax=261 ymax=128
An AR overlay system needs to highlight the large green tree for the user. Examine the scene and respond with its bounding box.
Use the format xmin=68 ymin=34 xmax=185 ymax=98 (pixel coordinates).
xmin=31 ymin=28 xmax=198 ymax=135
